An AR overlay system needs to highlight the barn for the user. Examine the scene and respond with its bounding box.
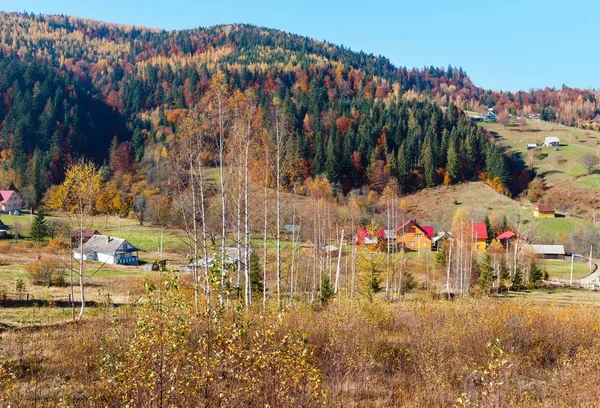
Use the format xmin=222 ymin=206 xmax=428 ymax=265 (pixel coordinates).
xmin=530 ymin=244 xmax=565 ymax=260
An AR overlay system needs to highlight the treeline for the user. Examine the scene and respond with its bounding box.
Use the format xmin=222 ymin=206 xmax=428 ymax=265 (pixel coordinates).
xmin=0 ymin=12 xmax=532 ymax=201
xmin=0 ymin=54 xmax=130 ymax=206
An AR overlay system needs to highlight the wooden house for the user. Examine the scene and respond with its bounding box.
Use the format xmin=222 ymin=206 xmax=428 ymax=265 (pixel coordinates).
xmin=534 ymin=204 xmax=555 ymax=218
xmin=73 ymin=235 xmax=140 ymax=265
xmin=544 ymin=136 xmax=560 ymax=147
xmin=530 ymin=244 xmax=565 ymax=260
xmin=0 ymin=190 xmax=23 ymax=213
xmin=495 ymin=230 xmax=516 ymax=248
xmin=300 ymin=240 xmax=316 ymax=256
xmin=396 ymin=220 xmax=433 ymax=251
xmin=471 ymin=223 xmax=488 ymax=253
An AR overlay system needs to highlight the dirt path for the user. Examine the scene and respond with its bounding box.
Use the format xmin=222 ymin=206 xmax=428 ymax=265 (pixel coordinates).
xmin=577 ymin=259 xmax=599 ymax=285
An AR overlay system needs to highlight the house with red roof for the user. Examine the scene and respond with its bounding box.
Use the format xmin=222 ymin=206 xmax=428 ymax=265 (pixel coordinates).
xmin=471 ymin=222 xmax=488 ymax=253
xmin=0 ymin=190 xmax=23 ymax=213
xmin=495 ymin=230 xmax=516 ymax=248
xmin=534 ymin=204 xmax=555 ymax=218
xmin=355 ymin=228 xmax=385 ymax=252
xmin=396 ymin=220 xmax=434 ymax=251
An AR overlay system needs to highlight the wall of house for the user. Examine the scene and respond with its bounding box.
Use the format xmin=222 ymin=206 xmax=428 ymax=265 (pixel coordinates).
xmin=397 ymin=226 xmax=431 ymax=251
xmin=472 ymin=239 xmax=487 ymax=253
xmin=534 ymin=210 xmax=554 ymax=218
xmin=97 ymin=252 xmax=115 ymax=264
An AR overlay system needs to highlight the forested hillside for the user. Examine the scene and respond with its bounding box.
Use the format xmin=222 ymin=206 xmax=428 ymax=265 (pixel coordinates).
xmin=0 ymin=11 xmax=589 ymax=205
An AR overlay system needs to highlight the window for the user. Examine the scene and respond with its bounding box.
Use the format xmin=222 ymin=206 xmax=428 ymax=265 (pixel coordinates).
xmin=422 ymin=242 xmax=427 ymax=247
xmin=402 ymin=234 xmax=407 ymax=238
xmin=409 ymin=241 xmax=415 ymax=246
xmin=415 ymin=233 xmax=422 ymax=238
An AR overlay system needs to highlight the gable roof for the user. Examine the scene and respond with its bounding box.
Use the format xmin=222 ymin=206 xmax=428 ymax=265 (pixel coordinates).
xmin=74 ymin=235 xmax=139 ymax=255
xmin=531 ymin=244 xmax=565 ymax=255
xmin=397 ymin=220 xmax=434 ymax=238
xmin=535 ymin=204 xmax=554 ymax=212
xmin=0 ymin=191 xmax=17 ymax=204
xmin=300 ymin=240 xmax=315 ymax=248
xmin=0 ymin=219 xmax=10 ymax=231
xmin=471 ymin=223 xmax=488 ymax=240
xmin=496 ymin=231 xmax=516 ymax=241
xmin=544 ymin=136 xmax=560 ymax=143
xmin=72 ymin=229 xmax=100 ymax=243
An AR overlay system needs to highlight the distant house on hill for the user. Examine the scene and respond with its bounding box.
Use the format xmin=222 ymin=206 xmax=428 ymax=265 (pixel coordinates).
xmin=544 ymin=136 xmax=560 ymax=147
xmin=530 ymin=244 xmax=565 ymax=260
xmin=73 ymin=235 xmax=140 ymax=265
xmin=534 ymin=204 xmax=555 ymax=218
xmin=471 ymin=223 xmax=488 ymax=253
xmin=0 ymin=190 xmax=23 ymax=213
xmin=396 ymin=220 xmax=433 ymax=251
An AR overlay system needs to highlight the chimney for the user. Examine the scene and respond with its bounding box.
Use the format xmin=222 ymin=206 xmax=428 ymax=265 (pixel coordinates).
xmin=107 ymin=236 xmax=112 ymax=243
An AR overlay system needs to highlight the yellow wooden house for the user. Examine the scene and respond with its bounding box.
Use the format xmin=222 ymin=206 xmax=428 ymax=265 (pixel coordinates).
xmin=471 ymin=223 xmax=488 ymax=253
xmin=533 ymin=204 xmax=555 ymax=218
xmin=396 ymin=220 xmax=433 ymax=251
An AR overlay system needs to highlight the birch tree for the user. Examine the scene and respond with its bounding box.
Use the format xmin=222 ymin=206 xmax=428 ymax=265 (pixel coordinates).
xmin=62 ymin=159 xmax=102 ymax=319
xmin=173 ymin=112 xmax=211 ymax=312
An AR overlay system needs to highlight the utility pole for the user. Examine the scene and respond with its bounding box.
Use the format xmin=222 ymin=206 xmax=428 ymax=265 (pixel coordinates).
xmin=570 ymin=254 xmax=574 ymax=286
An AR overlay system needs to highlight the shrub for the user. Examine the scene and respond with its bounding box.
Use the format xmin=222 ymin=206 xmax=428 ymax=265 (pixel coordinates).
xmin=24 ymin=258 xmax=65 ymax=286
xmin=0 ymin=242 xmax=10 ymax=254
xmin=45 ymin=237 xmax=70 ymax=252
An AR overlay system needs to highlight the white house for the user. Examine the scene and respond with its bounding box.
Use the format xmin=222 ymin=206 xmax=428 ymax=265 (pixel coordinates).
xmin=73 ymin=235 xmax=140 ymax=265
xmin=544 ymin=136 xmax=560 ymax=147
xmin=0 ymin=190 xmax=23 ymax=212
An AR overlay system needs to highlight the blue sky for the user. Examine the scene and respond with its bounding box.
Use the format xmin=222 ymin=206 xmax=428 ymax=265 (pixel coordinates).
xmin=1 ymin=0 xmax=598 ymax=91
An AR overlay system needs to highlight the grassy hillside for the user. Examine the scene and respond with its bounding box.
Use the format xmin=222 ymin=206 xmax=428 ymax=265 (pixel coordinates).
xmin=480 ymin=119 xmax=600 ymax=187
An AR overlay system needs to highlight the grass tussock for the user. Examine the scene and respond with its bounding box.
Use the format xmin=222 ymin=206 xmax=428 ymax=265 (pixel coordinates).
xmin=1 ymin=279 xmax=600 ymax=406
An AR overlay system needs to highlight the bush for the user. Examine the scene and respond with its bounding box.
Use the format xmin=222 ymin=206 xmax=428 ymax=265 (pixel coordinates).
xmin=0 ymin=242 xmax=10 ymax=254
xmin=24 ymin=258 xmax=65 ymax=286
xmin=45 ymin=237 xmax=70 ymax=252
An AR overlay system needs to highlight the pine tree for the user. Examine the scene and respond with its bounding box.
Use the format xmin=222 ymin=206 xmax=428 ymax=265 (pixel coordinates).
xmin=30 ymin=210 xmax=49 ymax=244
xmin=479 ymin=252 xmax=494 ymax=290
xmin=319 ymin=274 xmax=334 ymax=306
xmin=422 ymin=141 xmax=436 ymax=187
xmin=446 ymin=140 xmax=459 ymax=182
xmin=249 ymin=252 xmax=263 ymax=294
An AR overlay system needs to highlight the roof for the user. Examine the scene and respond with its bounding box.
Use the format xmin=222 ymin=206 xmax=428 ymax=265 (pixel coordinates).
xmin=300 ymin=240 xmax=315 ymax=248
xmin=536 ymin=204 xmax=554 ymax=212
xmin=283 ymin=224 xmax=300 ymax=233
xmin=74 ymin=235 xmax=139 ymax=255
xmin=531 ymin=244 xmax=565 ymax=255
xmin=422 ymin=226 xmax=434 ymax=238
xmin=72 ymin=229 xmax=99 ymax=239
xmin=397 ymin=220 xmax=434 ymax=238
xmin=544 ymin=136 xmax=560 ymax=142
xmin=0 ymin=191 xmax=17 ymax=204
xmin=471 ymin=223 xmax=488 ymax=240
xmin=496 ymin=231 xmax=516 ymax=241
xmin=323 ymin=244 xmax=338 ymax=252
xmin=383 ymin=229 xmax=396 ymax=239
xmin=432 ymin=231 xmax=450 ymax=244
xmin=0 ymin=219 xmax=10 ymax=231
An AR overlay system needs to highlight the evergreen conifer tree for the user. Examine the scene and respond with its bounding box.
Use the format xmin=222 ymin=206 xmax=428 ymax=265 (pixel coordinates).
xmin=30 ymin=210 xmax=49 ymax=244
